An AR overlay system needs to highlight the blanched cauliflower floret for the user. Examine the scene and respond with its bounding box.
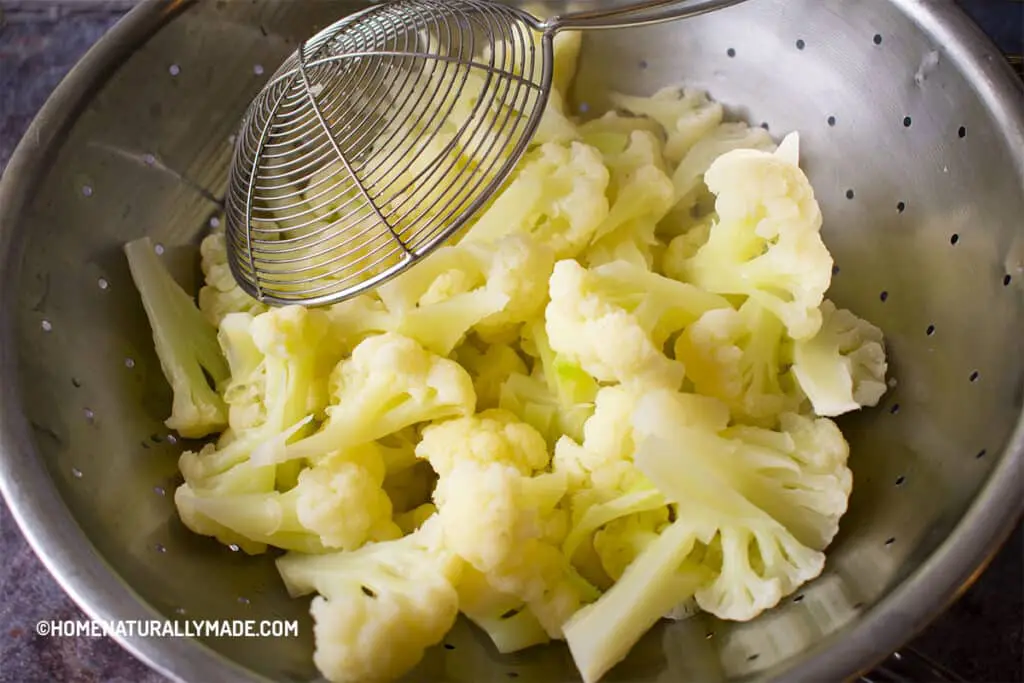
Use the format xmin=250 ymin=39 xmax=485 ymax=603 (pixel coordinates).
xmin=197 ymin=232 xmax=268 ymax=327
xmin=283 ymin=333 xmax=476 ymax=463
xmin=435 ymin=462 xmax=594 ymax=638
xmin=456 ymin=565 xmax=552 ymax=654
xmin=175 ymin=444 xmax=401 ymax=554
xmin=545 ymin=259 xmax=729 ymax=389
xmin=792 ymin=299 xmax=888 ymax=416
xmin=416 ymin=409 xmax=550 ymax=477
xmin=463 ymin=141 xmax=611 ymax=259
xmin=377 ymin=233 xmax=556 ymax=350
xmin=674 ymin=299 xmax=803 ymax=425
xmin=666 ymin=139 xmax=833 ymax=340
xmin=583 ymin=131 xmax=675 ymax=270
xmin=276 ymin=518 xmax=463 ymax=683
xmin=609 ymin=86 xmax=725 ymax=164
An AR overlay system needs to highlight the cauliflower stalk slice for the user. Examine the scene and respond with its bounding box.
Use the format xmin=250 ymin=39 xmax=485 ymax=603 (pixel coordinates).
xmin=667 ymin=138 xmax=833 ymax=340
xmin=457 ymin=564 xmax=552 ymax=654
xmin=545 ymin=259 xmax=730 ymax=389
xmin=791 ymin=299 xmax=889 ymax=416
xmin=124 ymin=237 xmax=230 ymax=439
xmin=275 ymin=517 xmax=463 ymax=683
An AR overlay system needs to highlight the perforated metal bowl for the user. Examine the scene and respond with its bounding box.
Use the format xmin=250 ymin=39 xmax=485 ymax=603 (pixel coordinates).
xmin=1 ymin=1 xmax=1022 ymax=682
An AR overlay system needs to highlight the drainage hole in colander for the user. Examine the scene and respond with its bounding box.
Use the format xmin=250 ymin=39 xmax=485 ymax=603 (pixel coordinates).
xmin=895 ymin=475 xmax=906 ymax=487
xmin=238 ymin=596 xmax=251 ymax=605
xmin=958 ymin=126 xmax=967 ymax=138
xmin=873 ymin=34 xmax=883 ymax=45
xmin=174 ymin=607 xmax=186 ymax=616
xmin=879 ymin=290 xmax=889 ymax=302
xmin=125 ymin=357 xmax=135 ymax=369
xmin=950 ymin=233 xmax=960 ymax=245
xmin=969 ymin=370 xmax=979 ymax=383
xmin=83 ymin=408 xmax=95 ymax=423
xmin=903 ymin=116 xmax=912 ymax=128
xmin=827 ymin=115 xmax=836 ymax=127
xmin=577 ymin=102 xmax=590 ymax=114
xmin=166 ymin=433 xmax=179 ymax=445
xmin=1004 ymin=274 xmax=1013 ymax=286
xmin=976 ymin=449 xmax=987 ymax=459
xmin=151 ymin=433 xmax=163 ymax=443
xmin=143 ymin=153 xmax=156 ymax=166
xmin=443 ymin=643 xmax=455 ymax=650
xmin=154 ymin=242 xmax=165 ymax=255
xmin=832 ymin=265 xmax=840 ymax=276
xmin=154 ymin=486 xmax=166 ymax=496
xmin=889 ymin=403 xmax=900 ymax=415
xmin=760 ymin=122 xmax=770 ymax=131
xmin=638 ymin=59 xmax=648 ymax=70
xmin=795 ymin=39 xmax=805 ymax=50
xmin=885 ymin=537 xmax=896 ymax=547
xmin=169 ymin=64 xmax=181 ymax=77
xmin=81 ymin=185 xmax=93 ymax=197
xmin=845 ymin=189 xmax=855 ymax=200
xmin=41 ymin=319 xmax=53 ymax=332
xmin=71 ymin=377 xmax=81 ymax=388
xmin=97 ymin=276 xmax=110 ymax=290
xmin=155 ymin=543 xmax=167 ymax=554
xmin=853 ymin=602 xmax=865 ymax=609
xmin=727 ymin=47 xmax=736 ymax=58
xmin=253 ymin=64 xmax=265 ymax=76
xmin=747 ymin=654 xmax=760 ymax=662
xmin=926 ymin=324 xmax=935 ymax=336
xmin=897 ymin=200 xmax=907 ymax=213
xmin=793 ymin=594 xmax=805 ymax=603
xmin=71 ymin=467 xmax=83 ymax=479
xmin=209 ymin=215 xmax=221 ymax=229
xmin=507 ymin=673 xmax=519 ymax=679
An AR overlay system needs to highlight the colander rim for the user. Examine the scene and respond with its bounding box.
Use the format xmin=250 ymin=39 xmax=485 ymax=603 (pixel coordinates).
xmin=0 ymin=1 xmax=1021 ymax=682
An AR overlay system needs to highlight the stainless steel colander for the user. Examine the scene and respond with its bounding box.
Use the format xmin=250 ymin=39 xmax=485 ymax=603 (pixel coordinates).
xmin=0 ymin=1 xmax=1022 ymax=682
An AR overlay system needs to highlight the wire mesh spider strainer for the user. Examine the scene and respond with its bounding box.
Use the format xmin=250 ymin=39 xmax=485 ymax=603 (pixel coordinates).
xmin=224 ymin=0 xmax=747 ymax=305
xmin=0 ymin=1 xmax=1022 ymax=682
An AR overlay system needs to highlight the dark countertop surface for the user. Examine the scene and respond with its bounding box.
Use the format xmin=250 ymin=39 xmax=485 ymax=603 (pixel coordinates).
xmin=0 ymin=3 xmax=1021 ymax=683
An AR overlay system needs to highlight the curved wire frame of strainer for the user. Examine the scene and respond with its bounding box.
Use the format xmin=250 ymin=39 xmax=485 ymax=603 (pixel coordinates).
xmin=224 ymin=0 xmax=551 ymax=306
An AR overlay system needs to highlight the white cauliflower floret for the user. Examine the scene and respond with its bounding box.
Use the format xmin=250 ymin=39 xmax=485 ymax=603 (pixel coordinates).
xmin=666 ymin=137 xmax=833 ymax=340
xmin=463 ymin=141 xmax=611 ymax=259
xmin=435 ymin=462 xmax=596 ymax=638
xmin=584 ymin=131 xmax=675 ymax=270
xmin=545 ymin=259 xmax=729 ymax=389
xmin=196 ymin=232 xmax=268 ymax=327
xmin=416 ymin=409 xmax=550 ymax=477
xmin=669 ymin=122 xmax=776 ymax=214
xmin=175 ymin=445 xmax=401 ymax=554
xmin=376 ymin=234 xmax=555 ymax=350
xmin=791 ymin=299 xmax=889 ymax=416
xmin=674 ymin=299 xmax=803 ymax=425
xmin=280 ymin=333 xmax=476 ymax=464
xmin=124 ymin=237 xmax=231 ymax=439
xmin=275 ymin=518 xmax=463 ymax=683
xmin=609 ymin=86 xmax=725 ymax=163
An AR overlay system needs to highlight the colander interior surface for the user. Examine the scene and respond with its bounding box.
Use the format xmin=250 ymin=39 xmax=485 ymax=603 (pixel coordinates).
xmin=0 ymin=1 xmax=1022 ymax=682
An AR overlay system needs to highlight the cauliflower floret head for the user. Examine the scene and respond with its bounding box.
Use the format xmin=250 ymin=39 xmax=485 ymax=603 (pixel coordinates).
xmin=671 ymin=140 xmax=833 ymax=340
xmin=276 ymin=518 xmax=463 ymax=683
xmin=416 ymin=408 xmax=550 ymax=477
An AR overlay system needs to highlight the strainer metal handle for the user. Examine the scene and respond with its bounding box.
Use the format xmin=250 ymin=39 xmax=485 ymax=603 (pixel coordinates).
xmin=542 ymin=0 xmax=750 ymax=31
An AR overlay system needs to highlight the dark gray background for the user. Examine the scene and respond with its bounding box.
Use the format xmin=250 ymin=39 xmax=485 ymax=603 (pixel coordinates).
xmin=0 ymin=2 xmax=1021 ymax=682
